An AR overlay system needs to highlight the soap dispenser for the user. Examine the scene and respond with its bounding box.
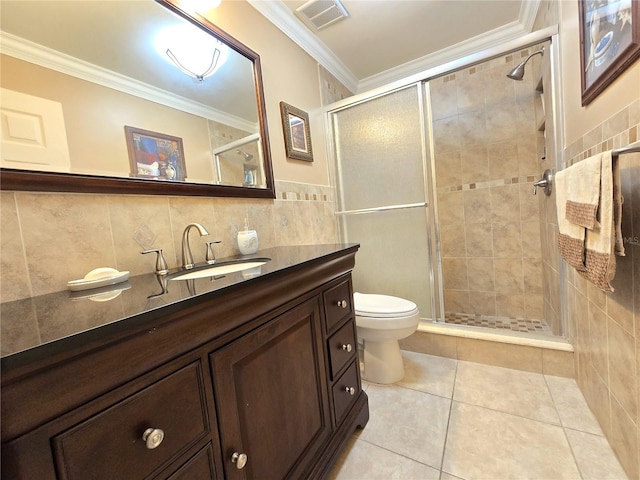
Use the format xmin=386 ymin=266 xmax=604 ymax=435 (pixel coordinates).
xmin=237 ymin=217 xmax=258 ymax=255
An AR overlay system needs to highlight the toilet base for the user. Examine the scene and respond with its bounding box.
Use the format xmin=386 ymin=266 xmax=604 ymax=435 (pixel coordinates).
xmin=361 ymin=339 xmax=404 ymax=384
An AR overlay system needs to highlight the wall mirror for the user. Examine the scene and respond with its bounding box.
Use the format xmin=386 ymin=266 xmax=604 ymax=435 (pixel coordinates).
xmin=0 ymin=0 xmax=275 ymax=198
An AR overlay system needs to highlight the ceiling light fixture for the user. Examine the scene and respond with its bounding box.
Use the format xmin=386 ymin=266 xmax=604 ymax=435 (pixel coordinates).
xmin=156 ymin=24 xmax=228 ymax=82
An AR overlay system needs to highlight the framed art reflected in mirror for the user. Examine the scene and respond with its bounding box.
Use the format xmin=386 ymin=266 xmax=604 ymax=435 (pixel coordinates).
xmin=280 ymin=102 xmax=313 ymax=162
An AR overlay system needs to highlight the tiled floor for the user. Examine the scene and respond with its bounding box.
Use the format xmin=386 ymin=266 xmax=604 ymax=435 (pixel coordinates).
xmin=444 ymin=313 xmax=552 ymax=335
xmin=329 ymin=350 xmax=628 ymax=480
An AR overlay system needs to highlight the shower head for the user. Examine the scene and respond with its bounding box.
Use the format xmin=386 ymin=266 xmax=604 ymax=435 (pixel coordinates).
xmin=506 ymin=47 xmax=544 ymax=81
xmin=237 ymin=149 xmax=253 ymax=162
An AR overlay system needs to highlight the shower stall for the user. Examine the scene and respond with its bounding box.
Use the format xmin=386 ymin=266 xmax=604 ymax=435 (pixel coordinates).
xmin=328 ymin=28 xmax=566 ymax=341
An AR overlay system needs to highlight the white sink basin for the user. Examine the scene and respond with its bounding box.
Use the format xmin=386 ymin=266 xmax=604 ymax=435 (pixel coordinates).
xmin=169 ymin=258 xmax=270 ymax=281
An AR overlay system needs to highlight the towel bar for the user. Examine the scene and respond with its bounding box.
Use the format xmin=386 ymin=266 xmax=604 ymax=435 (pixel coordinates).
xmin=612 ymin=140 xmax=640 ymax=157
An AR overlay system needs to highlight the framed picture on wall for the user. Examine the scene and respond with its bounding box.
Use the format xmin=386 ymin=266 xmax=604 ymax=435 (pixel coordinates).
xmin=578 ymin=0 xmax=640 ymax=106
xmin=280 ymin=102 xmax=313 ymax=162
xmin=124 ymin=126 xmax=187 ymax=181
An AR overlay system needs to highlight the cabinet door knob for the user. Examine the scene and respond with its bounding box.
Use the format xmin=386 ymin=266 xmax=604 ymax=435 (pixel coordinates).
xmin=336 ymin=300 xmax=347 ymax=308
xmin=344 ymin=386 xmax=355 ymax=396
xmin=231 ymin=452 xmax=248 ymax=469
xmin=341 ymin=343 xmax=353 ymax=352
xmin=142 ymin=428 xmax=164 ymax=449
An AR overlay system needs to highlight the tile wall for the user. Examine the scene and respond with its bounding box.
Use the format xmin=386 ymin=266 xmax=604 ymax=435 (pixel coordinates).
xmin=430 ymin=46 xmax=546 ymax=323
xmin=0 ymin=180 xmax=338 ymax=302
xmin=565 ymin=100 xmax=639 ymax=479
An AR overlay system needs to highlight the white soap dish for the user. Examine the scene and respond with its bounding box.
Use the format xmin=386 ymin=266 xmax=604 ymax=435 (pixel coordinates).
xmin=67 ymin=267 xmax=130 ymax=292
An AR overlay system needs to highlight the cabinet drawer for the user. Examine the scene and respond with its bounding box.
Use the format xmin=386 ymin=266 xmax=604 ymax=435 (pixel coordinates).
xmin=328 ymin=320 xmax=357 ymax=380
xmin=167 ymin=444 xmax=216 ymax=480
xmin=332 ymin=360 xmax=360 ymax=426
xmin=53 ymin=362 xmax=208 ymax=480
xmin=323 ymin=279 xmax=353 ymax=332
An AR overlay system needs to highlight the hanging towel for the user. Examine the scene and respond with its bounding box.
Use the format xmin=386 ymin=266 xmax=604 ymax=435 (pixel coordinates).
xmin=563 ymin=154 xmax=602 ymax=229
xmin=556 ymin=151 xmax=625 ymax=292
xmin=555 ymin=164 xmax=589 ymax=272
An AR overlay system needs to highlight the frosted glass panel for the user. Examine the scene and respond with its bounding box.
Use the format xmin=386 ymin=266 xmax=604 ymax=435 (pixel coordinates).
xmin=334 ymin=85 xmax=425 ymax=211
xmin=331 ymin=85 xmax=432 ymax=319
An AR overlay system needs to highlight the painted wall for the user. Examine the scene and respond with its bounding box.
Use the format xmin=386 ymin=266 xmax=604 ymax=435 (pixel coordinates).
xmin=200 ymin=1 xmax=331 ymax=186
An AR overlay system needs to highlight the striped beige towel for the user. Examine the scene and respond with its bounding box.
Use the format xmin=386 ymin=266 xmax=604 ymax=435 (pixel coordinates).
xmin=555 ymin=164 xmax=588 ymax=272
xmin=563 ymin=154 xmax=601 ymax=229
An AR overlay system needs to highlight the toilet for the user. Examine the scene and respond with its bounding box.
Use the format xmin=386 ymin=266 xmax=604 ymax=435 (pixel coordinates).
xmin=354 ymin=292 xmax=420 ymax=384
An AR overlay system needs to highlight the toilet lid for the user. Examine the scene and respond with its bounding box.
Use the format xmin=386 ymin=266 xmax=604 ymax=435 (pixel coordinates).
xmin=354 ymin=292 xmax=419 ymax=317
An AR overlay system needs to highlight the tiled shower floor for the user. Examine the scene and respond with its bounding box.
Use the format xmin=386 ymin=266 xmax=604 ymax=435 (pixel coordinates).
xmin=444 ymin=312 xmax=552 ymax=334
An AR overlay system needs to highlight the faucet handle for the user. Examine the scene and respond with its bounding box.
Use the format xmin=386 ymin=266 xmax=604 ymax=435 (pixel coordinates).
xmin=141 ymin=248 xmax=169 ymax=275
xmin=205 ymin=240 xmax=222 ymax=264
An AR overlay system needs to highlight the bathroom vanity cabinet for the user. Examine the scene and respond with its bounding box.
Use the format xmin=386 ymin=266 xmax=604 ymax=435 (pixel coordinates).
xmin=1 ymin=245 xmax=368 ymax=479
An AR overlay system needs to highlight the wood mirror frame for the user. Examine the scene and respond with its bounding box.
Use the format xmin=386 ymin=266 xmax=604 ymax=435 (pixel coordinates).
xmin=0 ymin=0 xmax=275 ymax=199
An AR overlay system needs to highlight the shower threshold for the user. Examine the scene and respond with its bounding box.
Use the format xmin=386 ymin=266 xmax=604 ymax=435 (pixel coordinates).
xmin=444 ymin=312 xmax=552 ymax=335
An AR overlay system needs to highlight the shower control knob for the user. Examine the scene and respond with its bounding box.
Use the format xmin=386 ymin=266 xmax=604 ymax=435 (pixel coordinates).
xmin=341 ymin=343 xmax=353 ymax=352
xmin=337 ymin=300 xmax=347 ymax=308
xmin=345 ymin=386 xmax=355 ymax=396
xmin=231 ymin=452 xmax=248 ymax=469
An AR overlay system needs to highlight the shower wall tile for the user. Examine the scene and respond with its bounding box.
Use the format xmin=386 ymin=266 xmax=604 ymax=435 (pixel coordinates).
xmin=442 ymin=258 xmax=469 ymax=290
xmin=438 ymin=192 xmax=465 ymax=225
xmin=492 ymin=222 xmax=523 ymax=258
xmin=465 ymin=224 xmax=494 ymax=257
xmin=432 ymin=49 xmax=544 ymax=321
xmin=496 ymin=293 xmax=525 ymax=318
xmin=0 ymin=192 xmax=32 ymax=303
xmin=440 ymin=224 xmax=467 ymax=257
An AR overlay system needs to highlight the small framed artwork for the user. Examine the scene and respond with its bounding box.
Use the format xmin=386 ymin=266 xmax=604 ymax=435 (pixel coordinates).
xmin=124 ymin=126 xmax=187 ymax=181
xmin=578 ymin=0 xmax=640 ymax=106
xmin=280 ymin=102 xmax=313 ymax=162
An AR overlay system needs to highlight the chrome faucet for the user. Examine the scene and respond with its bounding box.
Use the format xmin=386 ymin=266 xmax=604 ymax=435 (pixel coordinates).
xmin=181 ymin=223 xmax=209 ymax=269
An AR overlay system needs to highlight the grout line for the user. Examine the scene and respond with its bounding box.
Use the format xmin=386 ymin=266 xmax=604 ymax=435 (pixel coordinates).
xmin=438 ymin=358 xmax=459 ymax=475
xmin=356 ymin=437 xmax=442 ymax=472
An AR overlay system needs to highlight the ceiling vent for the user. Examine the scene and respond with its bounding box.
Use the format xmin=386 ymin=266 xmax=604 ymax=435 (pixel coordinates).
xmin=295 ymin=0 xmax=349 ymax=31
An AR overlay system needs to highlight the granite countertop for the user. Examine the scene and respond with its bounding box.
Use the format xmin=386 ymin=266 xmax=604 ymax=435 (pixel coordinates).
xmin=1 ymin=244 xmax=359 ymax=369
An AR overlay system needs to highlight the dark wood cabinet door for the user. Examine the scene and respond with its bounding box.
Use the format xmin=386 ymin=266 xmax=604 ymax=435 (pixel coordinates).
xmin=211 ymin=297 xmax=331 ymax=480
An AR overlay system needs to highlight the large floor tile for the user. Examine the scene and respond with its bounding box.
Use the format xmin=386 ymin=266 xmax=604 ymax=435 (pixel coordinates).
xmin=443 ymin=401 xmax=581 ymax=479
xmin=398 ymin=350 xmax=457 ymax=398
xmin=565 ymin=428 xmax=629 ymax=480
xmin=545 ymin=375 xmax=604 ymax=434
xmin=359 ymin=384 xmax=451 ymax=469
xmin=329 ymin=437 xmax=440 ymax=480
xmin=454 ymin=360 xmax=560 ymax=424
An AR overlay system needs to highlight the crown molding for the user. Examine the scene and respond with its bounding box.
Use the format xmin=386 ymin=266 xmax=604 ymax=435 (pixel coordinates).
xmin=519 ymin=0 xmax=542 ymax=33
xmin=357 ymin=20 xmax=529 ymax=92
xmin=0 ymin=32 xmax=258 ymax=133
xmin=251 ymin=0 xmax=542 ymax=95
xmin=246 ymin=0 xmax=358 ymax=93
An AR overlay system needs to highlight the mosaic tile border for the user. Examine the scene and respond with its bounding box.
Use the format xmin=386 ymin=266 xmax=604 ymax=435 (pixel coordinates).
xmin=275 ymin=180 xmax=333 ymax=202
xmin=436 ymin=175 xmax=537 ymax=194
xmin=568 ymin=123 xmax=639 ymax=167
xmin=444 ymin=312 xmax=552 ymax=334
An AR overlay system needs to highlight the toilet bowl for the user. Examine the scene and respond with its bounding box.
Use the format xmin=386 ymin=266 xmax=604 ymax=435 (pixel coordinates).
xmin=354 ymin=292 xmax=420 ymax=384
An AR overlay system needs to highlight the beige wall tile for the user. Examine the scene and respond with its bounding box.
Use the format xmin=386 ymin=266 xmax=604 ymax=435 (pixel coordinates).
xmin=496 ymin=293 xmax=525 ymax=318
xmin=492 ymin=222 xmax=523 ymax=258
xmin=435 ymin=151 xmax=462 ymax=187
xmin=444 ymin=290 xmax=470 ymax=314
xmin=524 ymin=294 xmax=544 ymax=319
xmin=494 ymin=258 xmax=524 ymax=293
xmin=465 ymin=223 xmax=493 ymax=257
xmin=588 ymin=303 xmax=609 ymax=385
xmin=610 ymin=395 xmax=639 ymax=480
xmin=456 ymin=337 xmax=542 ymax=372
xmin=442 ymin=258 xmax=468 ymax=290
xmin=607 ymin=319 xmax=638 ymax=424
xmin=399 ymin=331 xmax=458 ymax=359
xmin=440 ymin=224 xmax=467 ymax=257
xmin=468 ymin=291 xmax=497 ymax=315
xmin=467 ymin=258 xmax=494 ymax=291
xmin=491 ymin=185 xmax=521 ymax=223
xmin=17 ymin=192 xmax=116 ymax=296
xmin=438 ymin=192 xmax=465 ymax=225
xmin=463 ymin=189 xmax=491 ymax=224
xmin=0 ymin=192 xmax=32 ymax=302
xmin=488 ymin=141 xmax=518 ymax=179
xmin=459 ymin=147 xmax=489 ymax=184
xmin=542 ymin=350 xmax=575 ymax=378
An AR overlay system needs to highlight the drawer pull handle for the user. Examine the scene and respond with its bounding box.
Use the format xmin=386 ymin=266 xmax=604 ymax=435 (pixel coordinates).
xmin=344 ymin=386 xmax=356 ymax=396
xmin=337 ymin=300 xmax=347 ymax=308
xmin=142 ymin=428 xmax=164 ymax=449
xmin=341 ymin=343 xmax=353 ymax=353
xmin=232 ymin=452 xmax=248 ymax=469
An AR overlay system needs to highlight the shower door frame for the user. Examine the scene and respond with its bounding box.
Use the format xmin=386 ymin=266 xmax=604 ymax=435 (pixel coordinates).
xmin=324 ymin=24 xmax=567 ymax=337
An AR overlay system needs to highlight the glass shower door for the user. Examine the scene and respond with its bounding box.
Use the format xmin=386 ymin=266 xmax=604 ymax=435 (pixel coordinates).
xmin=330 ymin=84 xmax=433 ymax=318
